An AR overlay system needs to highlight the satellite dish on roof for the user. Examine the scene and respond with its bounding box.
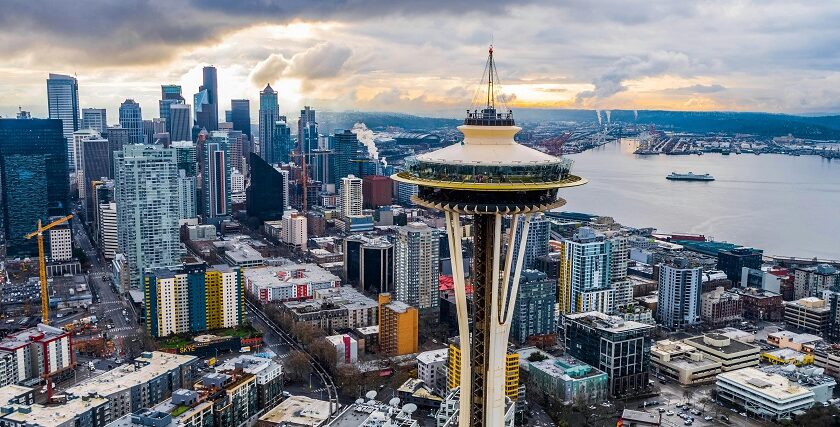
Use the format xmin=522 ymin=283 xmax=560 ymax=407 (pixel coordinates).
xmin=402 ymin=403 xmax=418 ymax=414
xmin=389 ymin=397 xmax=401 ymax=407
xmin=366 ymin=391 xmax=377 ymax=400
xmin=355 ymin=398 xmax=364 ymax=404
xmin=815 ymin=367 xmax=825 ymax=375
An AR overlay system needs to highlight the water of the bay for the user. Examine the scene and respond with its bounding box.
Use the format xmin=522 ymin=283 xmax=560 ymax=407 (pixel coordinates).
xmin=557 ymin=138 xmax=840 ymax=259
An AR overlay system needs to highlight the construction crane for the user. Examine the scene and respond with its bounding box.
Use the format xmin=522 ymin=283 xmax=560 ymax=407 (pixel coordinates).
xmin=25 ymin=214 xmax=73 ymax=324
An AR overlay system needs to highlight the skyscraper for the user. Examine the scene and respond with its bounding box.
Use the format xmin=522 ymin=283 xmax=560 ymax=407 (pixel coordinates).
xmin=394 ymin=222 xmax=440 ymax=310
xmin=331 ymin=129 xmax=362 ymax=187
xmin=169 ymin=103 xmax=191 ymax=142
xmin=512 ymin=212 xmax=550 ymax=270
xmin=0 ymin=118 xmax=69 ymax=256
xmin=202 ymin=132 xmax=232 ymax=225
xmin=47 ymin=73 xmax=80 ymax=168
xmin=230 ymin=99 xmax=251 ymax=139
xmin=258 ymin=84 xmax=279 ymax=159
xmin=171 ymin=140 xmax=197 ymax=177
xmin=656 ymin=259 xmax=702 ymax=329
xmin=159 ymin=85 xmax=184 ymax=134
xmin=194 ymin=66 xmax=218 ymax=131
xmin=118 ymin=99 xmax=144 ymax=145
xmin=264 ymin=119 xmax=291 ymax=165
xmin=115 ymin=144 xmax=182 ymax=288
xmin=177 ymin=170 xmax=197 ymax=221
xmin=246 ymin=153 xmax=285 ymax=222
xmin=81 ymin=108 xmax=107 ymax=133
xmin=80 ymin=134 xmax=112 ymax=223
xmin=340 ymin=175 xmax=363 ymax=218
xmin=298 ymin=106 xmax=317 ymax=158
xmin=106 ymin=126 xmax=130 ymax=176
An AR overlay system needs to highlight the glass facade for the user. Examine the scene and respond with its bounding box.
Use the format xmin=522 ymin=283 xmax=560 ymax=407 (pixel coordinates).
xmin=230 ymin=99 xmax=251 ymax=139
xmin=118 ymin=99 xmax=144 ymax=145
xmin=403 ymin=157 xmax=574 ymax=185
xmin=246 ymin=153 xmax=285 ymax=222
xmin=0 ymin=118 xmax=69 ymax=256
xmin=331 ymin=129 xmax=362 ymax=187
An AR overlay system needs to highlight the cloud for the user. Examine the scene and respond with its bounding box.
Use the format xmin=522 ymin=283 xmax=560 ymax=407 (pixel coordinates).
xmin=576 ymin=51 xmax=695 ymax=102
xmin=670 ymin=84 xmax=727 ymax=94
xmin=285 ymin=43 xmax=352 ymax=79
xmin=249 ymin=43 xmax=352 ymax=86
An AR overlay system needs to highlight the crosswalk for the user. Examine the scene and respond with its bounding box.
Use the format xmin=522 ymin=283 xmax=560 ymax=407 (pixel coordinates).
xmin=310 ymin=387 xmax=328 ymax=393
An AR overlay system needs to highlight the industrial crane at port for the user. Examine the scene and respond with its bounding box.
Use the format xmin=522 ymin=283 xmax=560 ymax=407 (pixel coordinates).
xmin=24 ymin=214 xmax=73 ymax=324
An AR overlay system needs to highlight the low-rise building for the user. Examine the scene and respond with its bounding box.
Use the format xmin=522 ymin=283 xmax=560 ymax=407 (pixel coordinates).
xmin=447 ymin=338 xmax=519 ymax=402
xmin=784 ymin=297 xmax=832 ymax=335
xmin=716 ymin=367 xmax=815 ymax=420
xmin=682 ymin=333 xmax=760 ymax=372
xmin=257 ymin=395 xmax=331 ymax=427
xmin=528 ymin=355 xmax=609 ymax=404
xmin=813 ymin=344 xmax=840 ymax=380
xmin=281 ymin=287 xmax=378 ymax=332
xmin=215 ymin=355 xmax=283 ymax=412
xmin=417 ymin=349 xmax=449 ymax=396
xmin=767 ymin=331 xmax=822 ymax=353
xmin=435 ymin=387 xmax=514 ymax=427
xmin=618 ymin=410 xmax=661 ymax=427
xmin=794 ymin=264 xmax=839 ymax=299
xmin=701 ymin=287 xmax=743 ymax=326
xmin=325 ymin=334 xmax=358 ymax=365
xmin=0 ymin=394 xmax=111 ymax=427
xmin=731 ymin=287 xmax=784 ymax=321
xmin=327 ymin=395 xmax=418 ymax=427
xmin=66 ymin=351 xmax=198 ymax=420
xmin=245 ymin=263 xmax=341 ymax=302
xmin=761 ymin=348 xmax=813 ymax=366
xmin=650 ymin=340 xmax=721 ymax=385
xmin=0 ymin=323 xmax=73 ymax=385
xmin=759 ymin=365 xmax=836 ymax=403
xmin=396 ymin=378 xmax=444 ymax=410
xmin=221 ymin=243 xmax=265 ymax=268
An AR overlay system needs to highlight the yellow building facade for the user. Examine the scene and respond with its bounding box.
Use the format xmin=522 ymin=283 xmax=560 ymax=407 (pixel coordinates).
xmin=447 ymin=342 xmax=520 ymax=400
xmin=378 ymin=293 xmax=419 ymax=356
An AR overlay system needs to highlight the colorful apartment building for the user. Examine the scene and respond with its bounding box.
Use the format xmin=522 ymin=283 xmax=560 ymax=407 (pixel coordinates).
xmin=145 ymin=263 xmax=244 ymax=337
xmin=377 ymin=293 xmax=418 ymax=356
xmin=447 ymin=338 xmax=520 ymax=401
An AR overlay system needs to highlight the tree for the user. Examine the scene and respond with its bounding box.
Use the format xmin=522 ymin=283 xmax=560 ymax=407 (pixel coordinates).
xmin=309 ymin=338 xmax=338 ymax=369
xmin=291 ymin=322 xmax=323 ymax=346
xmin=284 ymin=350 xmax=312 ymax=383
xmin=335 ymin=365 xmax=364 ymax=395
xmin=527 ymin=351 xmax=548 ymax=362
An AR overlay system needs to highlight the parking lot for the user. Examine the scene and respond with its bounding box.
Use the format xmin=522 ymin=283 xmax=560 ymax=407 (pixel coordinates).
xmin=628 ymin=382 xmax=768 ymax=427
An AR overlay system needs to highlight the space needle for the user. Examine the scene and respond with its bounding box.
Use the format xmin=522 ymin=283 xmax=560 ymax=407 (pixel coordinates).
xmin=393 ymin=47 xmax=586 ymax=427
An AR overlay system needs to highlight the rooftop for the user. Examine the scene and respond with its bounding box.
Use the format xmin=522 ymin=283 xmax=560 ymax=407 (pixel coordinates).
xmin=244 ymin=263 xmax=340 ymax=288
xmin=717 ymin=367 xmax=814 ymax=401
xmin=66 ymin=352 xmax=196 ymax=398
xmin=565 ymin=311 xmax=654 ymax=334
xmin=684 ymin=334 xmax=760 ymax=355
xmin=0 ymin=385 xmax=32 ymax=405
xmin=258 ymin=395 xmax=331 ymax=426
xmin=530 ymin=356 xmax=607 ymax=381
xmin=769 ymin=331 xmax=823 ymax=344
xmin=2 ymin=396 xmax=110 ymax=425
xmin=0 ymin=324 xmax=67 ymax=350
xmin=416 ymin=348 xmax=448 ymax=365
xmin=759 ymin=365 xmax=837 ymax=388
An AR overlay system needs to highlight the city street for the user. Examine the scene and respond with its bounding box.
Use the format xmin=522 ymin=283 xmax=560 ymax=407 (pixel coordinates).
xmin=69 ymin=212 xmax=143 ymax=351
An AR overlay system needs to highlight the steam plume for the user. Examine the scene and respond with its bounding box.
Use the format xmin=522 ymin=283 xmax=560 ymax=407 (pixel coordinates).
xmin=351 ymin=122 xmax=379 ymax=159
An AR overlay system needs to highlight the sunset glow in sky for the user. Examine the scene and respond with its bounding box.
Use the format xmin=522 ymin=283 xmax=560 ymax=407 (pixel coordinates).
xmin=2 ymin=1 xmax=840 ymax=120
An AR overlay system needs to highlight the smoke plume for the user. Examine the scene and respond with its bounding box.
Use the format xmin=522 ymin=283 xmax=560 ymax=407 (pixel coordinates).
xmin=633 ymin=110 xmax=639 ymax=121
xmin=595 ymin=109 xmax=602 ymax=126
xmin=351 ymin=122 xmax=379 ymax=159
xmin=605 ymin=110 xmax=611 ymax=124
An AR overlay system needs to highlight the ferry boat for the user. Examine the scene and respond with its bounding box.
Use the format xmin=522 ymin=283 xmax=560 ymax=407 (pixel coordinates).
xmin=666 ymin=172 xmax=715 ymax=181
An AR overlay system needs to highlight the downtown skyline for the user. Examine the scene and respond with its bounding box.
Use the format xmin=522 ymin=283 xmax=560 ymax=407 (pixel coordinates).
xmin=3 ymin=1 xmax=840 ymax=121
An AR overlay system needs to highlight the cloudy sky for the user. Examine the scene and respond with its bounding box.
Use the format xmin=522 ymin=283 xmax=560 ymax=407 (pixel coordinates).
xmin=2 ymin=1 xmax=839 ymax=122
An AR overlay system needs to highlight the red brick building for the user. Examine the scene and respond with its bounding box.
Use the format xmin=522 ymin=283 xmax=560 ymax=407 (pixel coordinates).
xmin=362 ymin=175 xmax=393 ymax=208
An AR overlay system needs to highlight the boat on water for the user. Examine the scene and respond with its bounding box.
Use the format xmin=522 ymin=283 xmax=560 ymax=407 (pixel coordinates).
xmin=666 ymin=172 xmax=715 ymax=181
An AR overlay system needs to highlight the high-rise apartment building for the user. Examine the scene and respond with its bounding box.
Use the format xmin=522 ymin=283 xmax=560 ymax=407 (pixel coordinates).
xmin=246 ymin=153 xmax=285 ymax=222
xmin=81 ymin=108 xmax=107 ymax=133
xmin=656 ymin=259 xmax=702 ymax=329
xmin=99 ymin=202 xmax=118 ymax=260
xmin=558 ymin=227 xmax=612 ymax=315
xmin=280 ymin=211 xmax=307 ymax=249
xmin=394 ymin=222 xmax=440 ymax=309
xmin=230 ymin=99 xmax=251 ymax=139
xmin=169 ymin=104 xmax=192 ymax=142
xmin=378 ymin=293 xmax=418 ymax=356
xmin=202 ymin=132 xmax=232 ymax=225
xmin=177 ymin=170 xmax=197 ymax=220
xmin=564 ymin=311 xmax=654 ymax=398
xmin=145 ymin=263 xmax=244 ymax=337
xmin=171 ymin=140 xmax=196 ymax=176
xmin=115 ymin=144 xmax=183 ymax=288
xmin=0 ymin=118 xmax=69 ymax=256
xmin=331 ymin=130 xmax=362 ymax=188
xmin=340 ymin=175 xmax=363 ymax=218
xmin=510 ymin=270 xmax=557 ymax=343
xmin=47 ymin=73 xmax=80 ymax=164
xmin=194 ymin=66 xmax=218 ymax=131
xmin=72 ymin=128 xmax=101 ymax=178
xmin=118 ymin=99 xmax=144 ymax=145
xmin=258 ymin=84 xmax=279 ymax=159
xmin=512 ymin=213 xmax=550 ymax=270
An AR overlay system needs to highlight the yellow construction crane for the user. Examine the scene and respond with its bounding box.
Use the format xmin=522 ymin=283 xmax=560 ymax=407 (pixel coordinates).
xmin=25 ymin=214 xmax=73 ymax=324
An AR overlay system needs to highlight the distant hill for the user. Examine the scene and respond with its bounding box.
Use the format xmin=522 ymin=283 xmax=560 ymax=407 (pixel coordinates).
xmin=515 ymin=109 xmax=840 ymax=140
xmin=316 ymin=109 xmax=840 ymax=140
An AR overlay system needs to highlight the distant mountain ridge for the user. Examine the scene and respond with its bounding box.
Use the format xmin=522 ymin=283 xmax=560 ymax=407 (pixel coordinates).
xmin=318 ymin=109 xmax=840 ymax=140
